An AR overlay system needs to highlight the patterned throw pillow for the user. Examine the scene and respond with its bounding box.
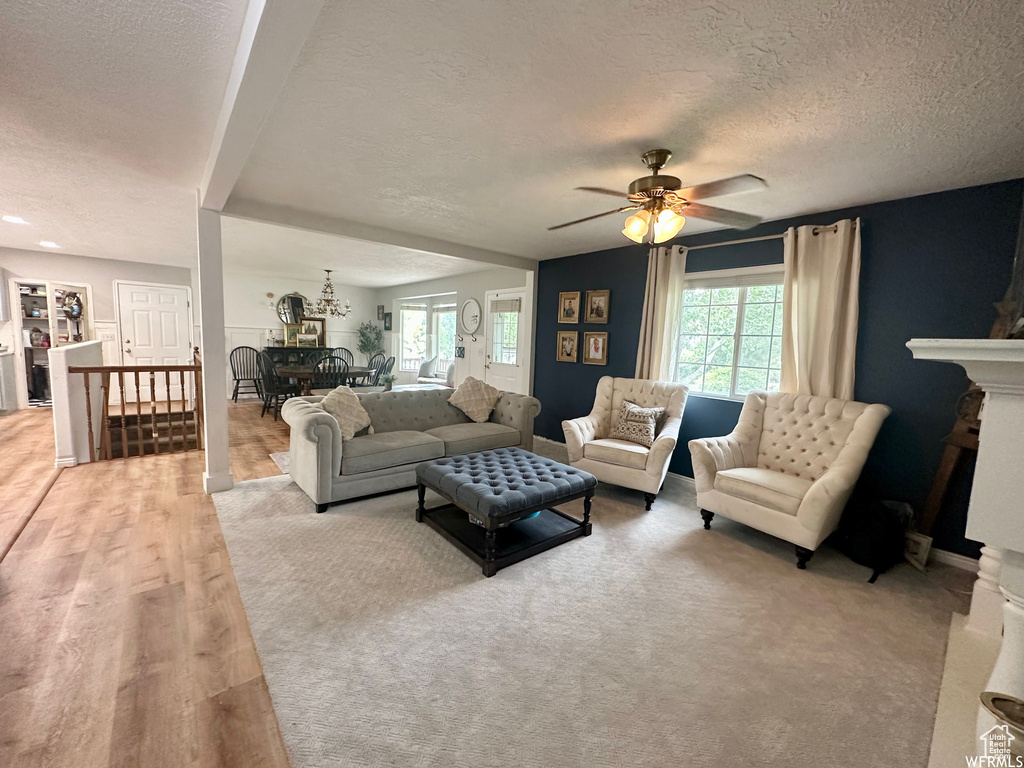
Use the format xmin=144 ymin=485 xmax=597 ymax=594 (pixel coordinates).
xmin=320 ymin=386 xmax=372 ymax=440
xmin=448 ymin=376 xmax=501 ymax=423
xmin=609 ymin=400 xmax=665 ymax=448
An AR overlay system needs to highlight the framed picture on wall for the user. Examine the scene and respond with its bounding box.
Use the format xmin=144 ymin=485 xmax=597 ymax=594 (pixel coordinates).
xmin=585 ymin=290 xmax=610 ymax=323
xmin=556 ymin=331 xmax=578 ymax=363
xmin=558 ymin=291 xmax=580 ymax=323
xmin=377 ymin=304 xmax=385 ymax=320
xmin=300 ymin=317 xmax=326 ymax=346
xmin=296 ymin=333 xmax=319 ymax=348
xmin=583 ymin=332 xmax=608 ymax=365
xmin=383 ymin=312 xmax=393 ymax=331
xmin=283 ymin=323 xmax=302 ymax=347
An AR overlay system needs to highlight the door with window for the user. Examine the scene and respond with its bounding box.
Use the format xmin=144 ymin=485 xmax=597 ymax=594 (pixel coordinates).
xmin=484 ymin=290 xmax=527 ymax=394
xmin=116 ymin=282 xmax=193 ymax=402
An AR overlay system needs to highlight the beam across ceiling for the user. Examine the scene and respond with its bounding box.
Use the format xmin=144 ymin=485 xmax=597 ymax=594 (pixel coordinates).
xmin=222 ymin=200 xmax=538 ymax=272
xmin=199 ymin=0 xmax=325 ymax=211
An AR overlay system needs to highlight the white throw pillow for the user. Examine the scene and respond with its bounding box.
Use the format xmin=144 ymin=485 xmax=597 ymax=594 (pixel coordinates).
xmin=320 ymin=386 xmax=372 ymax=440
xmin=609 ymin=400 xmax=664 ymax=448
xmin=448 ymin=376 xmax=501 ymax=423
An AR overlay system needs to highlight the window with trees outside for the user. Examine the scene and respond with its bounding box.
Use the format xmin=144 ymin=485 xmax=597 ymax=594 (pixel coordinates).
xmin=434 ymin=302 xmax=457 ymax=372
xmin=399 ymin=301 xmax=428 ymax=371
xmin=677 ymin=268 xmax=784 ymax=399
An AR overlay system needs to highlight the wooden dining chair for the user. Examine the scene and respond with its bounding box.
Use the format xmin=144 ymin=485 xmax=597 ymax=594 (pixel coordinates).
xmin=257 ymin=352 xmax=299 ymax=420
xmin=312 ymin=355 xmax=350 ymax=390
xmin=353 ymin=351 xmax=386 ymax=387
xmin=229 ymin=346 xmax=262 ymax=402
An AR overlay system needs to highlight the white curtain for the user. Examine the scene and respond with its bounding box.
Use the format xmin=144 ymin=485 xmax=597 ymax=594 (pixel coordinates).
xmin=635 ymin=245 xmax=687 ymax=380
xmin=780 ymin=218 xmax=861 ymax=400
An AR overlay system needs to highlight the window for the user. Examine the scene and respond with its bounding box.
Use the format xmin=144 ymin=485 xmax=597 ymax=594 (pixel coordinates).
xmin=434 ymin=302 xmax=457 ymax=372
xmin=491 ymin=311 xmax=518 ymax=364
xmin=399 ymin=301 xmax=427 ymax=371
xmin=677 ymin=269 xmax=784 ymax=399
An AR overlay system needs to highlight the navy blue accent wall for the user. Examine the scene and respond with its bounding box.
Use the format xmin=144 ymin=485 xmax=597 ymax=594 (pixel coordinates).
xmin=534 ymin=179 xmax=1024 ymax=557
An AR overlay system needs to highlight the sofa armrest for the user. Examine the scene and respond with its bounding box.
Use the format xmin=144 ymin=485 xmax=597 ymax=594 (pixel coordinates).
xmin=562 ymin=414 xmax=601 ymax=463
xmin=687 ymin=434 xmax=753 ymax=494
xmin=281 ymin=397 xmax=344 ymax=504
xmin=647 ymin=415 xmax=681 ymax=476
xmin=491 ymin=393 xmax=541 ymax=452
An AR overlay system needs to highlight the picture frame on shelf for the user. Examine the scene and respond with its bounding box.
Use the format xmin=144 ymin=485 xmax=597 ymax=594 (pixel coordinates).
xmin=558 ymin=291 xmax=580 ymax=324
xmin=583 ymin=332 xmax=608 ymax=365
xmin=300 ymin=317 xmax=326 ymax=346
xmin=296 ymin=333 xmax=319 ymax=348
xmin=556 ymin=331 xmax=578 ymax=363
xmin=283 ymin=323 xmax=302 ymax=347
xmin=585 ymin=290 xmax=610 ymax=323
xmin=383 ymin=312 xmax=393 ymax=331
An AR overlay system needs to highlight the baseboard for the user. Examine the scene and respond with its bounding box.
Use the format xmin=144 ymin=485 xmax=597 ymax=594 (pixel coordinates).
xmin=930 ymin=548 xmax=980 ymax=573
xmin=203 ymin=472 xmax=235 ymax=494
xmin=669 ymin=471 xmax=696 ymax=490
xmin=54 ymin=456 xmax=78 ymax=468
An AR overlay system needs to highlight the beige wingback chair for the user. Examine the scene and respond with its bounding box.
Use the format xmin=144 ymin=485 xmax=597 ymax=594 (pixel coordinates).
xmin=562 ymin=377 xmax=688 ymax=510
xmin=688 ymin=392 xmax=891 ymax=568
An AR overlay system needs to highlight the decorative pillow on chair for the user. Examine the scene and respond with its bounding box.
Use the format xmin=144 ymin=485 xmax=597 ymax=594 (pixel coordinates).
xmin=320 ymin=386 xmax=372 ymax=440
xmin=448 ymin=376 xmax=501 ymax=423
xmin=609 ymin=400 xmax=665 ymax=448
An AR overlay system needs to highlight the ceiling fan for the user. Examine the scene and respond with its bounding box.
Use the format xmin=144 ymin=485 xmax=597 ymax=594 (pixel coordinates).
xmin=549 ymin=149 xmax=767 ymax=244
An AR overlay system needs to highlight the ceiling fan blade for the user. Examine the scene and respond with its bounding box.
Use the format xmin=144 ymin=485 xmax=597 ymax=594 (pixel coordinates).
xmin=683 ymin=202 xmax=762 ymax=230
xmin=548 ymin=206 xmax=637 ymax=231
xmin=677 ymin=174 xmax=767 ymax=201
xmin=575 ymin=186 xmax=630 ymax=199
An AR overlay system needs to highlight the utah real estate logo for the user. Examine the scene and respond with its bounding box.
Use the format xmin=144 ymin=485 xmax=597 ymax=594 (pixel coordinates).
xmin=967 ymin=725 xmax=1023 ymax=767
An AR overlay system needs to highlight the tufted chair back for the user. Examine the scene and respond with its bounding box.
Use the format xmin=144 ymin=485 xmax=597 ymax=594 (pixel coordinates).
xmin=590 ymin=377 xmax=688 ymax=438
xmin=744 ymin=392 xmax=879 ymax=482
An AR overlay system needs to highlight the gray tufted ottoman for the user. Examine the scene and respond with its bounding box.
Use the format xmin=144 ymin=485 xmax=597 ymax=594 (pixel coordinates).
xmin=416 ymin=447 xmax=597 ymax=576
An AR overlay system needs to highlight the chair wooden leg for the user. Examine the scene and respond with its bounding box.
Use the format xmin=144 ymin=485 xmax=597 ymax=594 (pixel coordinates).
xmin=795 ymin=546 xmax=814 ymax=569
xmin=316 ymin=502 xmax=328 ymax=514
xmin=701 ymin=509 xmax=714 ymax=529
xmin=643 ymin=492 xmax=656 ymax=511
xmin=231 ymin=380 xmax=240 ymax=402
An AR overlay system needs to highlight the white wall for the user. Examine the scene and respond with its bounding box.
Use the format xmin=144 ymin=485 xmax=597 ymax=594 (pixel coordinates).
xmin=373 ymin=267 xmax=531 ymax=386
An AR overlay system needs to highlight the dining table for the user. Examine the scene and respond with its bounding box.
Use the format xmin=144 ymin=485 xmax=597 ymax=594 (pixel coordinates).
xmin=276 ymin=364 xmax=375 ymax=396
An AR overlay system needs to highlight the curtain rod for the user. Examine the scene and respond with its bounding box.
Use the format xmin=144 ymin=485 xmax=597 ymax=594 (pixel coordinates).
xmin=683 ymin=221 xmax=857 ymax=251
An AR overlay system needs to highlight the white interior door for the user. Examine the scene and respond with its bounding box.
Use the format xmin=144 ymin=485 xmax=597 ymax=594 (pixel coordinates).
xmin=484 ymin=289 xmax=527 ymax=394
xmin=116 ymin=282 xmax=192 ymax=402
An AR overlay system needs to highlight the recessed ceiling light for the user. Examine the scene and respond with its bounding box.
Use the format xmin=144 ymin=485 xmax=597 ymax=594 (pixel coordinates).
xmin=39 ymin=241 xmax=60 ymax=249
xmin=2 ymin=215 xmax=28 ymax=225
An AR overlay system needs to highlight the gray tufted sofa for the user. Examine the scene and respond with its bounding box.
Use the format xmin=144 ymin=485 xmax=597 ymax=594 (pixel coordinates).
xmin=281 ymin=387 xmax=541 ymax=512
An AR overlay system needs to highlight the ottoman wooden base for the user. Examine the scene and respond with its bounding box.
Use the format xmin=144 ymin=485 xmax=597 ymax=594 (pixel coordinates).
xmin=416 ymin=498 xmax=591 ymax=577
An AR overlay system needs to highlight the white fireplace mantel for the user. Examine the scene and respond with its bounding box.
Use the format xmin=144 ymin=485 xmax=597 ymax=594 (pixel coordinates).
xmin=907 ymin=338 xmax=1024 ymax=551
xmin=907 ymin=337 xmax=1024 ymax=756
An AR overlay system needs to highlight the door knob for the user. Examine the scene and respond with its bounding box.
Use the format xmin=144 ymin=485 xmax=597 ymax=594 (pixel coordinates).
xmin=126 ymin=349 xmax=132 ymax=355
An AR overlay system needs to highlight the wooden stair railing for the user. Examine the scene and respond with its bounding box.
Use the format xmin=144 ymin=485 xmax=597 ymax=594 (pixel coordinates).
xmin=69 ymin=347 xmax=204 ymax=461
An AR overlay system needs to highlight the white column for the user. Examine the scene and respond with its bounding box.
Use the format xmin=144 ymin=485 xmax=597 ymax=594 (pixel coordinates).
xmin=196 ymin=197 xmax=233 ymax=493
xmin=967 ymin=546 xmax=1005 ymax=637
xmin=978 ymin=551 xmax=1024 ymax=743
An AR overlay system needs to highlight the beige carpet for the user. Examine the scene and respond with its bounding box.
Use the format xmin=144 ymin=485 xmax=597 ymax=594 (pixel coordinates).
xmin=214 ymin=472 xmax=970 ymax=768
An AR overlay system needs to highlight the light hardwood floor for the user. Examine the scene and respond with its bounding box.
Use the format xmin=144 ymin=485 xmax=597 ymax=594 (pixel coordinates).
xmin=0 ymin=408 xmax=61 ymax=560
xmin=0 ymin=399 xmax=292 ymax=768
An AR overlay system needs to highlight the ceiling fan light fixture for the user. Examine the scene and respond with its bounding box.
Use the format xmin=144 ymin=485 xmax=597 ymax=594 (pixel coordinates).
xmin=652 ymin=208 xmax=686 ymax=243
xmin=621 ymin=209 xmax=651 ymax=243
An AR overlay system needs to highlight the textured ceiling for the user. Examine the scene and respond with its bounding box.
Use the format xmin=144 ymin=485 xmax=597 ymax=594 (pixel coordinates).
xmin=0 ymin=0 xmax=248 ymax=265
xmin=221 ymin=216 xmax=494 ymax=286
xmin=230 ymin=0 xmax=1024 ymax=259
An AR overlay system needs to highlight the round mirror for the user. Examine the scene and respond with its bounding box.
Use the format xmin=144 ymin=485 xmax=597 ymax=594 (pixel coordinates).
xmin=460 ymin=298 xmax=482 ymax=335
xmin=277 ymin=293 xmax=308 ymax=323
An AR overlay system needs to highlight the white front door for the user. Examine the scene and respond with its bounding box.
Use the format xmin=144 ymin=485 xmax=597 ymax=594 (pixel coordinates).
xmin=484 ymin=289 xmax=527 ymax=394
xmin=116 ymin=282 xmax=192 ymax=402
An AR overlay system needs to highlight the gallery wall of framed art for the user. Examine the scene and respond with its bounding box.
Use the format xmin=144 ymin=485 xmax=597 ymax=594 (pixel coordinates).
xmin=556 ymin=289 xmax=610 ymax=363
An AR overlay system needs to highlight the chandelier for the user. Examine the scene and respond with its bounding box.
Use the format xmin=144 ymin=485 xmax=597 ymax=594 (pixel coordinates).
xmin=313 ymin=269 xmax=352 ymax=318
